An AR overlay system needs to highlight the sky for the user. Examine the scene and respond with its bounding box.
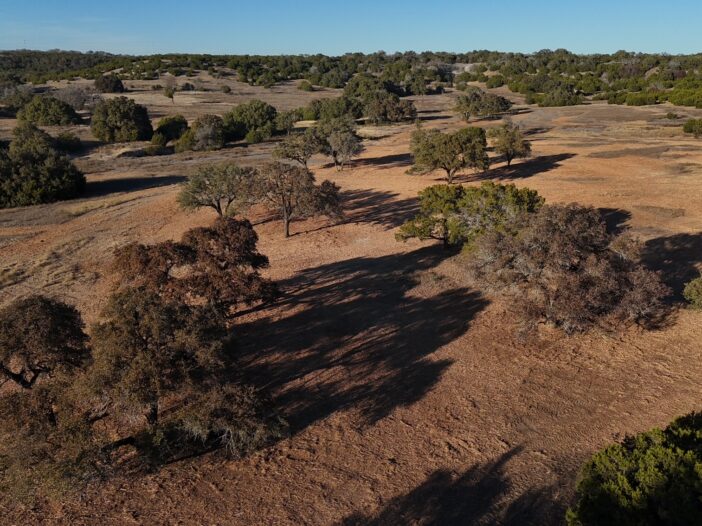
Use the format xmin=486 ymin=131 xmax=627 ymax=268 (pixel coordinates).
xmin=1 ymin=0 xmax=701 ymax=56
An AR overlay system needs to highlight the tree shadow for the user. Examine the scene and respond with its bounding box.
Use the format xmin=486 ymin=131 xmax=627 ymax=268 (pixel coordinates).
xmin=340 ymin=446 xmax=564 ymax=525
xmin=353 ymin=152 xmax=413 ymax=170
xmin=341 ymin=188 xmax=419 ymax=229
xmin=84 ymin=175 xmax=186 ymax=198
xmin=465 ymin=153 xmax=575 ymax=182
xmin=642 ymin=232 xmax=702 ymax=296
xmin=598 ymin=207 xmax=632 ymax=235
xmin=235 ymin=246 xmax=488 ymax=432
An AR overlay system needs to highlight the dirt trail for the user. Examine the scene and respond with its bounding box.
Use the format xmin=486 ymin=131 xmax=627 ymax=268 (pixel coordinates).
xmin=1 ymin=85 xmax=702 ymax=525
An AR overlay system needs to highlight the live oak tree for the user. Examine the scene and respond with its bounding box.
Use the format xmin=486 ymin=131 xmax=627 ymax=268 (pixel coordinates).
xmin=177 ymin=163 xmax=255 ymax=216
xmin=0 ymin=295 xmax=89 ymax=389
xmin=113 ymin=217 xmax=277 ymax=315
xmin=397 ymin=181 xmax=543 ymax=248
xmin=251 ymin=162 xmax=343 ymax=237
xmin=488 ymin=122 xmax=531 ymax=167
xmin=273 ymin=128 xmax=323 ymax=168
xmin=326 ymin=129 xmax=364 ymax=170
xmin=315 ymin=116 xmax=364 ymax=170
xmin=410 ymin=125 xmax=489 ymax=183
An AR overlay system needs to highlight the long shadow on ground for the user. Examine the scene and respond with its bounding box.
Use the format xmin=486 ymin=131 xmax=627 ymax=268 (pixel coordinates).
xmin=465 ymin=153 xmax=575 ymax=182
xmin=235 ymin=245 xmax=488 ymax=433
xmin=642 ymin=232 xmax=702 ymax=297
xmin=341 ymin=188 xmax=419 ymax=229
xmin=341 ymin=446 xmax=564 ymax=526
xmin=85 ymin=175 xmax=186 ymax=198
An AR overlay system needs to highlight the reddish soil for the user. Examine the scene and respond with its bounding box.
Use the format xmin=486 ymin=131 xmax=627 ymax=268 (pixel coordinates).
xmin=1 ymin=80 xmax=701 ymax=525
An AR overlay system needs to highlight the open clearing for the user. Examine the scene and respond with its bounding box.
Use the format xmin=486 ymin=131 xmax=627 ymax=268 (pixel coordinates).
xmin=1 ymin=79 xmax=701 ymax=525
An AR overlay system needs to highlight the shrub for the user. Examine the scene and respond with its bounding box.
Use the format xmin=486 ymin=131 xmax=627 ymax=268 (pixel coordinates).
xmin=53 ymin=131 xmax=82 ymax=153
xmin=221 ymin=84 xmax=231 ymax=94
xmin=298 ymin=80 xmax=314 ymax=91
xmin=397 ymin=182 xmax=543 ymax=248
xmin=275 ymin=109 xmax=302 ymax=135
xmin=469 ymin=204 xmax=669 ymax=332
xmin=0 ymin=123 xmax=85 ymax=208
xmin=245 ymin=124 xmax=273 ymax=144
xmin=175 ymin=114 xmax=225 ymax=152
xmin=683 ymin=275 xmax=702 ymax=308
xmin=91 ymin=96 xmax=153 ymax=142
xmin=486 ymin=75 xmax=505 ymax=88
xmin=155 ymin=114 xmax=188 ymax=141
xmin=17 ymin=96 xmax=82 ymax=125
xmin=326 ymin=129 xmax=364 ymax=170
xmin=566 ymin=411 xmax=702 ymax=525
xmin=94 ymin=74 xmax=125 ymax=93
xmin=223 ymin=99 xmax=277 ymax=141
xmin=683 ymin=118 xmax=702 ymax=138
xmin=0 ymin=86 xmax=34 ymax=116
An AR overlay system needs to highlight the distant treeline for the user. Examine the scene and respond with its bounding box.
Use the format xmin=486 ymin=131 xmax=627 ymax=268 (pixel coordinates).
xmin=5 ymin=48 xmax=702 ymax=108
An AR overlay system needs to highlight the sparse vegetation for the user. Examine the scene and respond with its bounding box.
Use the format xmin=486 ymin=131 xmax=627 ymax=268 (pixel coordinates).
xmin=683 ymin=118 xmax=702 ymax=137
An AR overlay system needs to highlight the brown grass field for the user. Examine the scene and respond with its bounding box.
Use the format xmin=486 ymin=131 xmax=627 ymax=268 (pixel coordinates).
xmin=1 ymin=77 xmax=701 ymax=525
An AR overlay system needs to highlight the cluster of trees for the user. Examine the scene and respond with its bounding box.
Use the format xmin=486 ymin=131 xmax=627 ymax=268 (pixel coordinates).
xmin=0 ymin=123 xmax=85 ymax=208
xmin=0 ymin=218 xmax=286 ymax=500
xmin=273 ymin=117 xmax=364 ymax=171
xmin=454 ymin=87 xmax=512 ymax=121
xmin=399 ymin=182 xmax=669 ymax=333
xmin=567 ymin=411 xmax=702 ymax=525
xmin=10 ymin=49 xmax=702 ymax=109
xmin=178 ymin=161 xmax=343 ymax=237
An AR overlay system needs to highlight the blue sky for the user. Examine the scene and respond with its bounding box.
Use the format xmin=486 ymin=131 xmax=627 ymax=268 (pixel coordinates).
xmin=1 ymin=0 xmax=701 ymax=55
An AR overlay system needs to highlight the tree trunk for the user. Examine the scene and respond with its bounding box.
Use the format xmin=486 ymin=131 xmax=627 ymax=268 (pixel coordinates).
xmin=283 ymin=210 xmax=290 ymax=238
xmin=146 ymin=401 xmax=158 ymax=426
xmin=507 ymin=157 xmax=512 ymax=167
xmin=446 ymin=169 xmax=454 ymax=184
